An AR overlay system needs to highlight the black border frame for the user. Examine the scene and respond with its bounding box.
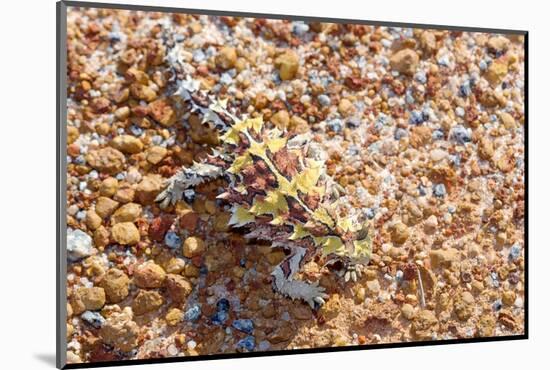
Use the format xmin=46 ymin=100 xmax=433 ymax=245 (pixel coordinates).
xmin=56 ymin=1 xmax=529 ymax=368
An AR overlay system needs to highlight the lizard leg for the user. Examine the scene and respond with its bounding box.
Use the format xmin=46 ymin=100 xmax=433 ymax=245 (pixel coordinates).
xmin=271 ymin=247 xmax=328 ymax=309
xmin=155 ymin=162 xmax=223 ymax=208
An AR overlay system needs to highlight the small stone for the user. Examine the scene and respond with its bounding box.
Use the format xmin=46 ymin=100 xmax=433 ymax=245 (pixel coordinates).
xmin=164 ymin=231 xmax=182 ymax=249
xmin=429 ymin=248 xmax=460 ymax=268
xmin=86 ymin=210 xmax=102 ymax=230
xmin=450 ymin=125 xmax=471 ymax=145
xmin=401 ymin=303 xmax=416 ymax=320
xmin=232 ymin=319 xmax=254 ymax=334
xmin=91 ymin=97 xmax=111 ymax=113
xmin=111 ymin=203 xmax=142 ymax=224
xmin=485 ymin=61 xmax=508 ymax=85
xmin=114 ymin=106 xmax=130 ymax=120
xmin=454 ymin=291 xmax=475 ymax=321
xmin=478 ymin=137 xmax=494 ymax=160
xmin=148 ymin=99 xmax=176 ymax=127
xmin=111 ymin=135 xmax=143 ymax=154
xmin=93 ymin=226 xmax=110 ymax=248
xmin=130 ymin=83 xmax=157 ymax=102
xmin=487 ymin=36 xmax=510 ymax=53
xmin=67 ymin=126 xmax=79 ymax=144
xmin=411 ymin=310 xmax=439 ymax=340
xmin=236 ymin=336 xmax=255 ymax=352
xmin=67 ymin=229 xmax=93 ymax=261
xmin=111 ymin=222 xmax=140 ymax=245
xmin=133 ymin=261 xmax=166 ymax=288
xmin=183 ymin=236 xmax=206 ymax=258
xmin=290 ymin=115 xmax=309 ymax=133
xmin=365 ymin=279 xmax=381 ymax=296
xmin=184 ymin=304 xmax=201 ymax=322
xmin=502 ymin=290 xmax=517 ymax=306
xmin=499 ymin=112 xmax=516 ymax=129
xmin=86 ymin=147 xmax=126 ymax=175
xmin=165 ymin=274 xmax=193 ymax=303
xmin=274 ymin=51 xmax=299 ymax=80
xmin=99 ymin=268 xmax=130 ymax=303
xmin=99 ymin=307 xmax=139 ymax=352
xmin=135 ymin=174 xmax=163 ymax=205
xmin=77 ymin=287 xmax=106 ymax=310
xmin=430 ymin=149 xmax=447 ymax=162
xmin=477 ymin=313 xmax=496 ymax=337
xmin=433 ymin=183 xmax=446 ymax=198
xmin=424 ymin=215 xmax=438 ymax=234
xmin=391 ymin=222 xmax=409 ymax=244
xmin=420 ymin=31 xmax=437 ymax=53
xmin=165 ymin=308 xmax=183 ymax=326
xmin=81 ymin=311 xmax=105 ymax=328
xmin=390 ymin=48 xmax=419 ymax=75
xmin=338 ymin=98 xmax=354 ymax=116
xmin=95 ymin=197 xmax=119 ymax=218
xmin=216 ymin=46 xmax=237 ymax=70
xmin=318 ymin=94 xmax=331 ymax=106
xmin=271 ymin=110 xmax=290 ymax=130
xmin=66 ymin=351 xmax=82 ymax=364
xmin=132 ymin=290 xmax=164 ymax=316
xmin=99 ymin=177 xmax=118 ymax=197
xmin=146 ymin=146 xmax=168 ymax=165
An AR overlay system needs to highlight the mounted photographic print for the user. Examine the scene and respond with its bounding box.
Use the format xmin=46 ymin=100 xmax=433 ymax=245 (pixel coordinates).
xmin=57 ymin=1 xmax=527 ymax=368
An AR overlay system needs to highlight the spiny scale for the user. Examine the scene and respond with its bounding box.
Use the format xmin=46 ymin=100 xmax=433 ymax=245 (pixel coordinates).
xmin=156 ymin=75 xmax=372 ymax=309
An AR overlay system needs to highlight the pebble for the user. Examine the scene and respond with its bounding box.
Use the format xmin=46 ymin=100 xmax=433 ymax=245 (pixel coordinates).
xmin=165 ymin=274 xmax=193 ymax=303
xmin=216 ymin=46 xmax=237 ymax=70
xmin=165 ymin=308 xmax=183 ymax=326
xmin=81 ymin=311 xmax=105 ymax=328
xmin=274 ymin=51 xmax=299 ymax=80
xmin=111 ymin=135 xmax=144 ymax=154
xmin=401 ymin=303 xmax=416 ymax=320
xmin=454 ymin=291 xmax=474 ymax=321
xmin=78 ymin=287 xmax=106 ymax=311
xmin=184 ymin=304 xmax=201 ymax=322
xmin=146 ymin=146 xmax=168 ymax=165
xmin=111 ymin=203 xmax=142 ymax=224
xmin=485 ymin=61 xmax=508 ymax=85
xmin=183 ymin=236 xmax=206 ymax=258
xmin=449 ymin=125 xmax=471 ymax=145
xmin=99 ymin=307 xmax=139 ymax=352
xmin=429 ymin=248 xmax=460 ymax=268
xmin=86 ymin=147 xmax=126 ymax=174
xmin=271 ymin=110 xmax=290 ymax=130
xmin=433 ymin=183 xmax=446 ymax=198
xmin=99 ymin=268 xmax=130 ymax=303
xmin=318 ymin=94 xmax=331 ymax=106
xmin=509 ymin=244 xmax=522 ymax=261
xmin=390 ymin=222 xmax=409 ymax=244
xmin=365 ymin=279 xmax=381 ymax=296
xmin=111 ymin=222 xmax=140 ymax=245
xmin=95 ymin=197 xmax=120 ymax=218
xmin=164 ymin=231 xmax=182 ymax=249
xmin=232 ymin=319 xmax=254 ymax=334
xmin=430 ymin=148 xmax=447 ymax=162
xmin=67 ymin=229 xmax=93 ymax=261
xmin=132 ymin=289 xmax=164 ymax=316
xmin=99 ymin=177 xmax=118 ymax=197
xmin=133 ymin=261 xmax=166 ymax=288
xmin=135 ymin=174 xmax=163 ymax=205
xmin=411 ymin=310 xmax=439 ymax=340
xmin=390 ymin=48 xmax=419 ymax=75
xmin=236 ymin=336 xmax=255 ymax=352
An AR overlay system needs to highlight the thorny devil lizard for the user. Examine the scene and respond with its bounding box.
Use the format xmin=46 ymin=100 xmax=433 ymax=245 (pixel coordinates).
xmin=155 ymin=50 xmax=372 ymax=310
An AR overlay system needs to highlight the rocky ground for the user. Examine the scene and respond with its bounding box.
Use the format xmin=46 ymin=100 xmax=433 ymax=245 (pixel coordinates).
xmin=64 ymin=7 xmax=525 ymax=365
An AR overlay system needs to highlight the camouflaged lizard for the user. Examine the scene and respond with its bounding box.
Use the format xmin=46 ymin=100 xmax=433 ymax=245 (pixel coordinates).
xmin=156 ymin=51 xmax=372 ymax=309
